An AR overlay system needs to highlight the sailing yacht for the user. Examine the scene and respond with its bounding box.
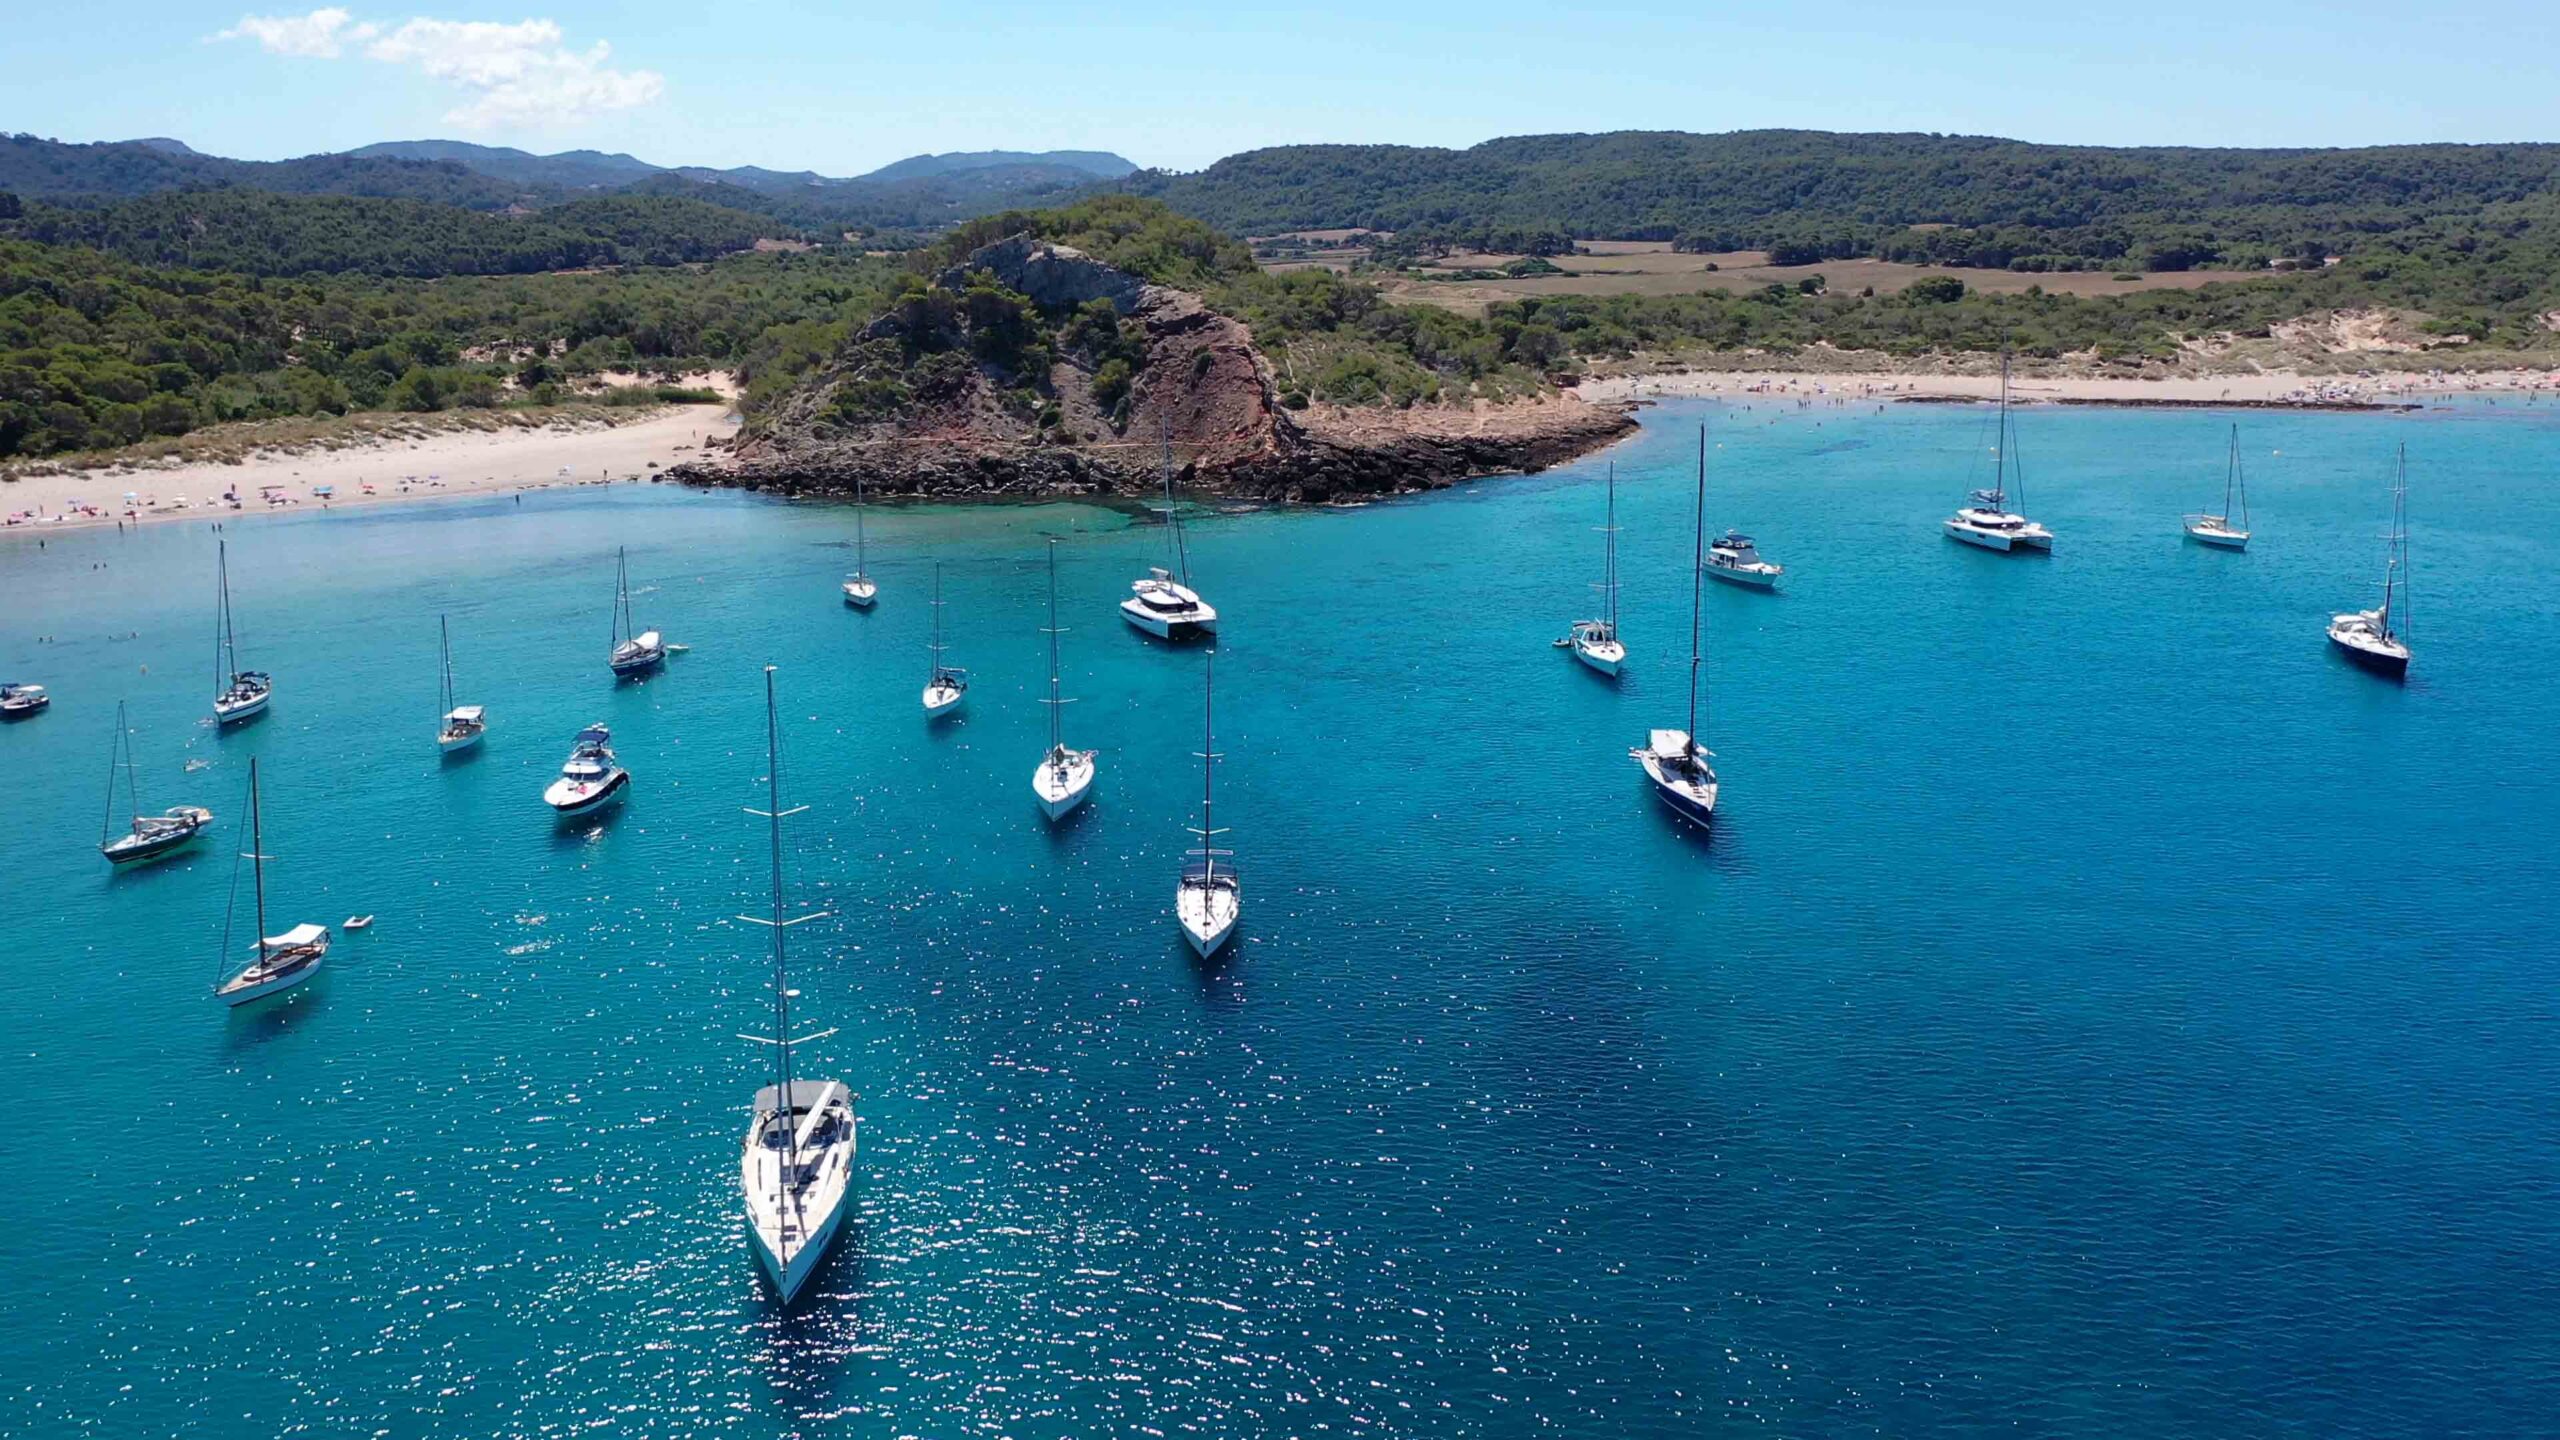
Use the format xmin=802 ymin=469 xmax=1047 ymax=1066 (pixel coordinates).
xmin=921 ymin=562 xmax=969 ymax=717
xmin=1630 ymin=428 xmax=1721 ymax=830
xmin=213 ymin=758 xmax=330 ymax=1007
xmin=607 ymin=547 xmax=667 ymax=678
xmin=0 ymin=682 xmax=47 ymax=719
xmin=1121 ymin=429 xmax=1218 ymax=639
xmin=1705 ymin=531 xmax=1784 ymax=590
xmin=1176 ymin=651 xmax=1241 ymax=956
xmin=99 ymin=701 xmax=213 ymax=866
xmin=1559 ymin=462 xmax=1627 ymax=675
xmin=2328 ymin=446 xmax=2413 ymax=678
xmin=738 ymin=665 xmax=858 ymax=1305
xmin=2184 ymin=424 xmax=2253 ymax=549
xmin=1944 ymin=349 xmax=2054 ymax=552
xmin=544 ymin=725 xmax=631 ymax=813
xmin=841 ymin=476 xmax=879 ymax=608
xmin=1032 ymin=539 xmax=1098 ymax=819
xmin=436 ymin=614 xmax=487 ymax=753
xmin=210 ymin=541 xmax=273 ymax=723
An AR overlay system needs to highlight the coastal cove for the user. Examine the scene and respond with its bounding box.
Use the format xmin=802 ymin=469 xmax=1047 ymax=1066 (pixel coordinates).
xmin=2 ymin=397 xmax=2555 ymax=1435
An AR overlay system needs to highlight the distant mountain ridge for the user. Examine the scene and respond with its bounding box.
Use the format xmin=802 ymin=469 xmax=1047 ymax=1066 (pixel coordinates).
xmin=347 ymin=138 xmax=1136 ymax=193
xmin=861 ymin=150 xmax=1138 ymax=183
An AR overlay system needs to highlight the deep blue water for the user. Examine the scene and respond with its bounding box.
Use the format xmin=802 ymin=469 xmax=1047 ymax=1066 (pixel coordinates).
xmin=3 ymin=397 xmax=2556 ymax=1437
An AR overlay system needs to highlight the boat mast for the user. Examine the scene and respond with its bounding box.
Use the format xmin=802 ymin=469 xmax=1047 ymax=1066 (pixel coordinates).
xmin=214 ymin=540 xmax=234 ymax=689
xmin=1688 ymin=427 xmax=1707 ymax=759
xmin=2223 ymin=423 xmax=2243 ymax=524
xmin=1197 ymin=651 xmax=1218 ymax=887
xmin=2380 ymin=444 xmax=2408 ymax=638
xmin=248 ymin=758 xmax=268 ymax=966
xmin=929 ymin=562 xmax=946 ymax=678
xmin=1602 ymin=463 xmax=1619 ymax=631
xmin=103 ymin=701 xmax=133 ymax=843
xmin=1163 ymin=417 xmax=1192 ymax=587
xmin=439 ymin=614 xmax=455 ymax=718
xmin=1995 ymin=344 xmax=2014 ymax=510
xmin=1042 ymin=539 xmax=1067 ymax=758
xmin=758 ymin=665 xmax=800 ymax=1235
xmin=613 ymin=548 xmax=633 ymax=647
xmin=854 ymin=475 xmax=867 ymax=575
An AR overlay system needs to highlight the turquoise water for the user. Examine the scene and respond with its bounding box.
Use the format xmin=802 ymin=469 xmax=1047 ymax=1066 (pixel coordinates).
xmin=3 ymin=397 xmax=2556 ymax=1436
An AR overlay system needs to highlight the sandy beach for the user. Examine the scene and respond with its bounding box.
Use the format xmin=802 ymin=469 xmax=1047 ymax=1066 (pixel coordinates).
xmin=0 ymin=402 xmax=739 ymax=540
xmin=1577 ymin=365 xmax=2560 ymax=408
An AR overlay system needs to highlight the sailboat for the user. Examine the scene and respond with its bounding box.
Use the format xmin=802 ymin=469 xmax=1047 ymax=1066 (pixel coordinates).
xmin=921 ymin=561 xmax=968 ymax=717
xmin=738 ymin=664 xmax=858 ymax=1306
xmin=99 ymin=701 xmax=213 ymax=866
xmin=213 ymin=758 xmax=330 ymax=1007
xmin=1944 ymin=348 xmax=2054 ymax=552
xmin=2328 ymin=445 xmax=2413 ymax=678
xmin=1121 ymin=426 xmax=1219 ymax=639
xmin=2184 ymin=424 xmax=2253 ymax=549
xmin=841 ymin=476 xmax=879 ymax=608
xmin=1032 ymin=538 xmax=1098 ymax=819
xmin=607 ymin=547 xmax=666 ymax=678
xmin=211 ymin=540 xmax=272 ymax=723
xmin=1629 ymin=427 xmax=1721 ymax=829
xmin=436 ymin=614 xmax=487 ymax=753
xmin=1176 ymin=651 xmax=1241 ymax=956
xmin=1559 ymin=462 xmax=1627 ymax=674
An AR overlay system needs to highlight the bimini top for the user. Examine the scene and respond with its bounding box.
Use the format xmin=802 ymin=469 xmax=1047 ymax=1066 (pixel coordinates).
xmin=752 ymin=1078 xmax=853 ymax=1118
xmin=260 ymin=923 xmax=329 ymax=950
xmin=574 ymin=725 xmax=611 ymax=747
xmin=1714 ymin=531 xmax=1756 ymax=547
xmin=1181 ymin=856 xmax=1241 ymax=885
xmin=445 ymin=705 xmax=486 ymax=723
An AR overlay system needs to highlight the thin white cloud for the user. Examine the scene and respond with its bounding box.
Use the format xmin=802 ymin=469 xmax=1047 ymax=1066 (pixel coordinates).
xmin=211 ymin=10 xmax=663 ymax=128
xmin=216 ymin=7 xmax=378 ymax=58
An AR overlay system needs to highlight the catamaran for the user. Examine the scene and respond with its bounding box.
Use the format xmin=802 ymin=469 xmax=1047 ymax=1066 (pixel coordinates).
xmin=1121 ymin=427 xmax=1218 ymax=639
xmin=436 ymin=614 xmax=487 ymax=753
xmin=607 ymin=547 xmax=666 ymax=678
xmin=1032 ymin=538 xmax=1098 ymax=819
xmin=1176 ymin=651 xmax=1241 ymax=956
xmin=2328 ymin=445 xmax=2414 ymax=678
xmin=738 ymin=664 xmax=857 ymax=1305
xmin=1559 ymin=462 xmax=1627 ymax=675
xmin=211 ymin=541 xmax=273 ymax=723
xmin=922 ymin=561 xmax=968 ymax=717
xmin=213 ymin=758 xmax=330 ymax=1007
xmin=841 ymin=476 xmax=879 ymax=608
xmin=2184 ymin=423 xmax=2253 ymax=550
xmin=99 ymin=700 xmax=213 ymax=866
xmin=1630 ymin=427 xmax=1721 ymax=830
xmin=1944 ymin=348 xmax=2053 ymax=552
xmin=544 ymin=725 xmax=630 ymax=813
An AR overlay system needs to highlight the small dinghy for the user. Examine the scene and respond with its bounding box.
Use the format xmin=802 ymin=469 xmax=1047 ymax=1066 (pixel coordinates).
xmin=344 ymin=915 xmax=375 ymax=930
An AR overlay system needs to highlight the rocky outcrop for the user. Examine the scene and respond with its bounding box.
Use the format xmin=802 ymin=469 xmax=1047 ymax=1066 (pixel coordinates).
xmin=667 ymin=234 xmax=1634 ymax=506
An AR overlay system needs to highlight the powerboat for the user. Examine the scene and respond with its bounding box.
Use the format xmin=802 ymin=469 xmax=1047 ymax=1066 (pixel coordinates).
xmin=922 ymin=561 xmax=968 ymax=717
xmin=213 ymin=758 xmax=329 ymax=1007
xmin=2184 ymin=423 xmax=2253 ymax=550
xmin=1630 ymin=426 xmax=1721 ymax=832
xmin=1944 ymin=347 xmax=2053 ymax=552
xmin=2329 ymin=446 xmax=2413 ymax=679
xmin=1705 ymin=530 xmax=1783 ymax=589
xmin=1176 ymin=651 xmax=1240 ymax=956
xmin=1032 ymin=539 xmax=1098 ymax=819
xmin=607 ymin=547 xmax=666 ymax=677
xmin=99 ymin=700 xmax=213 ymax=865
xmin=544 ymin=726 xmax=630 ymax=813
xmin=738 ymin=665 xmax=858 ymax=1306
xmin=0 ymin=682 xmax=48 ymax=719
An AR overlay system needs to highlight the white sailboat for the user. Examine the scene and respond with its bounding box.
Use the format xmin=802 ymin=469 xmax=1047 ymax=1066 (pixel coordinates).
xmin=1032 ymin=538 xmax=1098 ymax=819
xmin=921 ymin=561 xmax=968 ymax=717
xmin=1121 ymin=427 xmax=1218 ymax=639
xmin=841 ymin=476 xmax=879 ymax=608
xmin=436 ymin=614 xmax=487 ymax=753
xmin=543 ymin=725 xmax=630 ymax=813
xmin=213 ymin=758 xmax=330 ymax=1007
xmin=99 ymin=700 xmax=213 ymax=866
xmin=2184 ymin=423 xmax=2253 ymax=549
xmin=1559 ymin=462 xmax=1627 ymax=674
xmin=738 ymin=664 xmax=857 ymax=1306
xmin=1630 ymin=427 xmax=1720 ymax=830
xmin=1944 ymin=348 xmax=2054 ymax=552
xmin=1176 ymin=651 xmax=1241 ymax=956
xmin=2328 ymin=445 xmax=2413 ymax=678
xmin=607 ymin=547 xmax=666 ymax=678
xmin=210 ymin=540 xmax=272 ymax=724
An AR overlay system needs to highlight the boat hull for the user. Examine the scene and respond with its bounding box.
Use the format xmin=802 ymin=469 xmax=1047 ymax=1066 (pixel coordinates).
xmin=923 ymin=686 xmax=967 ymax=717
xmin=2328 ymin=630 xmax=2410 ymax=678
xmin=749 ymin=1187 xmax=849 ymax=1304
xmin=608 ymin=654 xmax=664 ymax=678
xmin=842 ymin=581 xmax=877 ymax=609
xmin=1946 ymin=521 xmax=2014 ymax=551
xmin=214 ymin=692 xmax=271 ymax=724
xmin=1178 ymin=884 xmax=1240 ymax=957
xmin=1570 ymin=637 xmax=1623 ymax=675
xmin=0 ymin=700 xmax=47 ymax=720
xmin=545 ymin=769 xmax=630 ymax=814
xmin=2186 ymin=527 xmax=2250 ymax=551
xmin=1705 ymin=564 xmax=1779 ymax=590
xmin=1034 ymin=761 xmax=1096 ymax=820
xmin=217 ymin=945 xmax=326 ymax=1008
xmin=437 ymin=728 xmax=485 ymax=755
xmin=1120 ymin=600 xmax=1216 ymax=640
xmin=103 ymin=826 xmax=206 ymax=865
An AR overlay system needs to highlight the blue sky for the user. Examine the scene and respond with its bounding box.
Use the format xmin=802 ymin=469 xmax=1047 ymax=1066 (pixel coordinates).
xmin=9 ymin=1 xmax=2558 ymax=173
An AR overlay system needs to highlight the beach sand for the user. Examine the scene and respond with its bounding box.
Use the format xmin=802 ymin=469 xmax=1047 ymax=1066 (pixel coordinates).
xmin=1577 ymin=366 xmax=2560 ymax=408
xmin=1 ymin=403 xmax=738 ymax=539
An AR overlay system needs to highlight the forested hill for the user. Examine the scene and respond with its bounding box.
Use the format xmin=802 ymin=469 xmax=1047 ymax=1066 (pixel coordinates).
xmin=1 ymin=134 xmax=525 ymax=207
xmin=1126 ymin=130 xmax=2560 ymax=268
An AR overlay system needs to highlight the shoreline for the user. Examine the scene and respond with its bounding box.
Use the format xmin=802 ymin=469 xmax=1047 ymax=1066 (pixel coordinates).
xmin=1575 ymin=365 xmax=2560 ymax=409
xmin=1 ymin=405 xmax=739 ymax=541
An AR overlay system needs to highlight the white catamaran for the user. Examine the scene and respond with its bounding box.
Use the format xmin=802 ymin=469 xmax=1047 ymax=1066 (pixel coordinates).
xmin=1121 ymin=428 xmax=1219 ymax=640
xmin=1944 ymin=348 xmax=2054 ymax=553
xmin=841 ymin=476 xmax=879 ymax=608
xmin=2328 ymin=445 xmax=2413 ymax=679
xmin=1560 ymin=462 xmax=1627 ymax=675
xmin=1176 ymin=651 xmax=1241 ymax=956
xmin=607 ymin=547 xmax=666 ymax=678
xmin=213 ymin=758 xmax=331 ymax=1007
xmin=211 ymin=540 xmax=273 ymax=724
xmin=922 ymin=561 xmax=969 ymax=717
xmin=436 ymin=614 xmax=487 ymax=753
xmin=99 ymin=701 xmax=213 ymax=866
xmin=1032 ymin=538 xmax=1098 ymax=820
xmin=2184 ymin=423 xmax=2254 ymax=550
xmin=1630 ymin=427 xmax=1721 ymax=830
xmin=738 ymin=665 xmax=857 ymax=1306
